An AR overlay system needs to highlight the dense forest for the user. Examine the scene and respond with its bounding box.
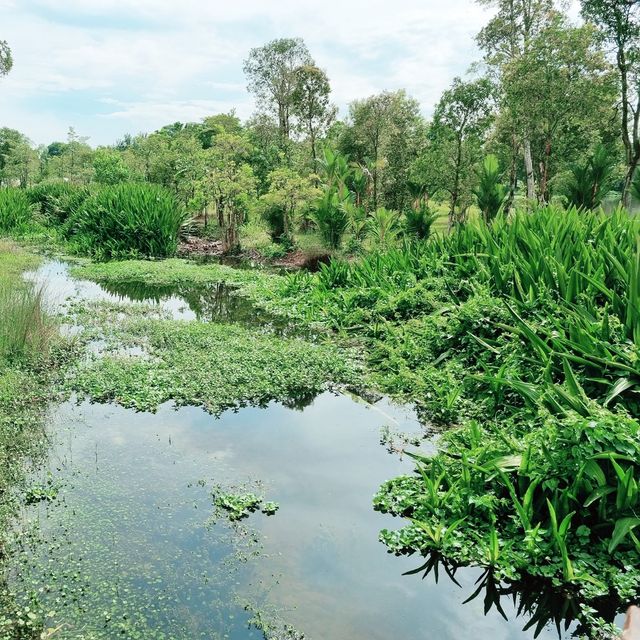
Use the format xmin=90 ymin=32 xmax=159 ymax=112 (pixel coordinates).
xmin=1 ymin=1 xmax=640 ymax=639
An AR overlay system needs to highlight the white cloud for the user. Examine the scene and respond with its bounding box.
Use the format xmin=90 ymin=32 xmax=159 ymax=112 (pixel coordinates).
xmin=0 ymin=0 xmax=514 ymax=145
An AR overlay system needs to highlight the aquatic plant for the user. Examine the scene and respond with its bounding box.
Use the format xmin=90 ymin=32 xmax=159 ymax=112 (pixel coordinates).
xmin=268 ymin=204 xmax=640 ymax=628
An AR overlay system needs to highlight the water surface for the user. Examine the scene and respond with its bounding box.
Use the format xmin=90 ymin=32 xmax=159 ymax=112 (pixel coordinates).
xmin=10 ymin=259 xmax=596 ymax=639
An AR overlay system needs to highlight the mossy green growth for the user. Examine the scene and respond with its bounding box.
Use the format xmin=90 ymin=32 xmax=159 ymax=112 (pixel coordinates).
xmin=67 ymin=300 xmax=359 ymax=414
xmin=72 ymin=257 xmax=277 ymax=289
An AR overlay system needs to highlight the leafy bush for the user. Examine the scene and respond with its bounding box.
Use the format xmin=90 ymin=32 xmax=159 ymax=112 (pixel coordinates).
xmin=404 ymin=203 xmax=438 ymax=240
xmin=368 ymin=207 xmax=400 ymax=248
xmin=473 ymin=154 xmax=508 ymax=222
xmin=310 ymin=185 xmax=349 ymax=250
xmin=564 ymin=145 xmax=616 ymax=210
xmin=70 ymin=183 xmax=189 ymax=259
xmin=262 ymin=202 xmax=287 ymax=243
xmin=0 ymin=188 xmax=32 ymax=232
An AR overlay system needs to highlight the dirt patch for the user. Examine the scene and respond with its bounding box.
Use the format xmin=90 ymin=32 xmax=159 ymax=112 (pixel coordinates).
xmin=274 ymin=250 xmax=332 ymax=271
xmin=178 ymin=236 xmax=224 ymax=257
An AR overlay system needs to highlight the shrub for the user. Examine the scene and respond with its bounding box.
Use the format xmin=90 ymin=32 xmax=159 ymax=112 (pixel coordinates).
xmin=71 ymin=183 xmax=189 ymax=259
xmin=473 ymin=154 xmax=508 ymax=222
xmin=27 ymin=183 xmax=94 ymax=226
xmin=0 ymin=188 xmax=32 ymax=232
xmin=564 ymin=145 xmax=616 ymax=210
xmin=311 ymin=185 xmax=349 ymax=250
xmin=262 ymin=203 xmax=287 ymax=243
xmin=404 ymin=203 xmax=438 ymax=240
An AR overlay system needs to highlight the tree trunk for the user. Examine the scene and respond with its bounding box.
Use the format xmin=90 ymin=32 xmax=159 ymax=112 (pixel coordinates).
xmin=504 ymin=133 xmax=519 ymax=214
xmin=449 ymin=138 xmax=463 ymax=230
xmin=523 ymin=138 xmax=536 ymax=203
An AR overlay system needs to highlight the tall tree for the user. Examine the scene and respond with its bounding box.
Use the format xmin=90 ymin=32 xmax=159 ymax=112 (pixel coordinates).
xmin=0 ymin=40 xmax=12 ymax=77
xmin=291 ymin=65 xmax=336 ymax=165
xmin=581 ymin=0 xmax=640 ymax=207
xmin=476 ymin=0 xmax=555 ymax=200
xmin=0 ymin=128 xmax=37 ymax=187
xmin=502 ymin=19 xmax=617 ymax=202
xmin=429 ymin=77 xmax=494 ymax=227
xmin=243 ymin=38 xmax=313 ymax=143
xmin=339 ymin=90 xmax=425 ymax=211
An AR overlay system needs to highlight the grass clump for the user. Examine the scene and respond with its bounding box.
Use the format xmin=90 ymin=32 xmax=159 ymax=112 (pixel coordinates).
xmin=0 ymin=188 xmax=32 ymax=233
xmin=69 ymin=183 xmax=189 ymax=259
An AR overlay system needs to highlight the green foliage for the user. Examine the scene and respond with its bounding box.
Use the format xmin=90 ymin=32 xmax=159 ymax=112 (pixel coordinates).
xmin=564 ymin=145 xmax=617 ymax=210
xmin=311 ymin=184 xmax=350 ymax=250
xmin=66 ymin=299 xmax=358 ymax=415
xmin=268 ymin=205 xmax=640 ymax=621
xmin=404 ymin=203 xmax=438 ymax=240
xmin=27 ymin=182 xmax=94 ymax=228
xmin=0 ymin=188 xmax=32 ymax=231
xmin=93 ymin=148 xmax=130 ymax=185
xmin=71 ymin=183 xmax=189 ymax=259
xmin=473 ymin=154 xmax=507 ymax=222
xmin=213 ymin=491 xmax=279 ymax=521
xmin=368 ymin=207 xmax=400 ymax=248
xmin=631 ymin=167 xmax=640 ymax=204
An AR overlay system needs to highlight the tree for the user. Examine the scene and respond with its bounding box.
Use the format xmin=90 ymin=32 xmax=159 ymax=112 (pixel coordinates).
xmin=260 ymin=167 xmax=319 ymax=244
xmin=198 ymin=133 xmax=257 ymax=253
xmin=476 ymin=0 xmax=555 ymax=200
xmin=429 ymin=77 xmax=494 ymax=227
xmin=0 ymin=128 xmax=38 ymax=187
xmin=291 ymin=65 xmax=336 ymax=165
xmin=502 ymin=19 xmax=617 ymax=202
xmin=243 ymin=38 xmax=313 ymax=143
xmin=93 ymin=148 xmax=130 ymax=185
xmin=0 ymin=40 xmax=12 ymax=77
xmin=339 ymin=90 xmax=426 ymax=211
xmin=581 ymin=0 xmax=640 ymax=207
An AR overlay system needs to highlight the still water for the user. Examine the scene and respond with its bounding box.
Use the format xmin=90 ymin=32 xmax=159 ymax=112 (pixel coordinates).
xmin=11 ymin=260 xmax=589 ymax=639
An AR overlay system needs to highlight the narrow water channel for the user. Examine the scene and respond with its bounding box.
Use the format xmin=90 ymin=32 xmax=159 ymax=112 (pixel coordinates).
xmin=8 ymin=260 xmax=585 ymax=639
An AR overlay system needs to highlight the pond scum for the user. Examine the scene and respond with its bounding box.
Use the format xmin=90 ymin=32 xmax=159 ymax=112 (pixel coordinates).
xmin=0 ymin=205 xmax=640 ymax=637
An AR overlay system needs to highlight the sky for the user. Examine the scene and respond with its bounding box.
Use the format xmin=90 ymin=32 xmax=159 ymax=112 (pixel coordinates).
xmin=0 ymin=0 xmax=560 ymax=147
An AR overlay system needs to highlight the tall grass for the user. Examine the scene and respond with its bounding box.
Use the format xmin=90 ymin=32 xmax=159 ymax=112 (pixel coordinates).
xmin=0 ymin=188 xmax=32 ymax=232
xmin=0 ymin=281 xmax=53 ymax=365
xmin=27 ymin=182 xmax=94 ymax=225
xmin=70 ymin=183 xmax=189 ymax=259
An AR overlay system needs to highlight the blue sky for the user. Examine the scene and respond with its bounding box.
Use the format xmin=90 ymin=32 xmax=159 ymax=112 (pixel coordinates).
xmin=1 ymin=0 xmax=500 ymax=147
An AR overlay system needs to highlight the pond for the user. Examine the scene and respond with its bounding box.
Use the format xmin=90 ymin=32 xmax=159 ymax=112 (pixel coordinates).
xmin=8 ymin=260 xmax=598 ymax=639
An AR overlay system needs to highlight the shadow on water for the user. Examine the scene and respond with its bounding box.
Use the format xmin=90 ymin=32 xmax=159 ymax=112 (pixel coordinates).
xmin=405 ymin=553 xmax=626 ymax=639
xmin=99 ymin=279 xmax=292 ymax=332
xmin=25 ymin=260 xmax=303 ymax=336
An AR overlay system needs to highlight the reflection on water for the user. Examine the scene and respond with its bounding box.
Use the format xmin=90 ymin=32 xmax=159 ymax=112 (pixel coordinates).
xmin=25 ymin=260 xmax=299 ymax=335
xmin=8 ymin=393 xmax=586 ymax=640
xmin=405 ymin=554 xmax=626 ymax=639
xmin=15 ymin=259 xmax=628 ymax=638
